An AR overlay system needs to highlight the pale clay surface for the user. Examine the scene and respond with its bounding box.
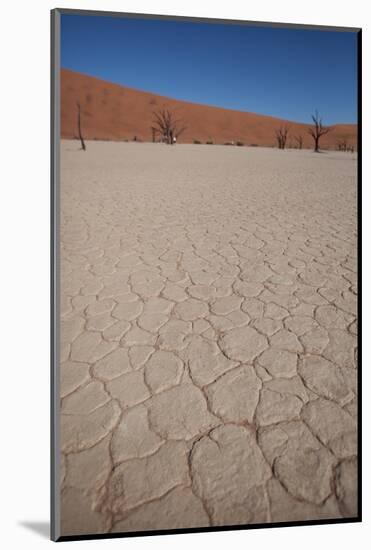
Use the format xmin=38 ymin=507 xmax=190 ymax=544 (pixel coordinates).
xmin=59 ymin=142 xmax=357 ymax=536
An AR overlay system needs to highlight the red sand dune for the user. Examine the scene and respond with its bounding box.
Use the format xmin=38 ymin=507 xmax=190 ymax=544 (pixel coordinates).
xmin=61 ymin=68 xmax=357 ymax=150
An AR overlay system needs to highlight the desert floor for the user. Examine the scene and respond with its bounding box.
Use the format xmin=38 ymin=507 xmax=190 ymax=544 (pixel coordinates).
xmin=59 ymin=141 xmax=358 ymax=536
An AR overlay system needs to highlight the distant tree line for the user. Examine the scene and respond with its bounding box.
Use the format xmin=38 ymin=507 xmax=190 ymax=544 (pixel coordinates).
xmin=337 ymin=139 xmax=355 ymax=153
xmin=74 ymin=100 xmax=354 ymax=153
xmin=274 ymin=110 xmax=334 ymax=152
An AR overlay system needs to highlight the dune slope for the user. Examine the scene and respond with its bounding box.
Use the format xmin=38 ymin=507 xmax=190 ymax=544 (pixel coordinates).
xmin=61 ymin=68 xmax=357 ymax=149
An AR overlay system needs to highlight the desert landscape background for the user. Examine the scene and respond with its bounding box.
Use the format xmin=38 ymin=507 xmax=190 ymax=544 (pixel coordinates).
xmin=61 ymin=69 xmax=357 ymax=149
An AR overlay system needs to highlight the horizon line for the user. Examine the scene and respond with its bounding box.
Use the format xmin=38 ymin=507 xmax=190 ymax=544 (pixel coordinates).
xmin=61 ymin=67 xmax=358 ymax=127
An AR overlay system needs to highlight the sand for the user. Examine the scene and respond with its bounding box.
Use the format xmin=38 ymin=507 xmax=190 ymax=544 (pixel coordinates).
xmin=59 ymin=141 xmax=358 ymax=536
xmin=61 ymin=68 xmax=357 ymax=149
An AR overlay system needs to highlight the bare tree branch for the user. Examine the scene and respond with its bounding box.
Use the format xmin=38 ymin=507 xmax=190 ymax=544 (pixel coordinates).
xmin=337 ymin=139 xmax=347 ymax=152
xmin=275 ymin=125 xmax=290 ymax=150
xmin=307 ymin=110 xmax=332 ymax=152
xmin=151 ymin=109 xmax=187 ymax=144
xmin=294 ymin=135 xmax=303 ymax=149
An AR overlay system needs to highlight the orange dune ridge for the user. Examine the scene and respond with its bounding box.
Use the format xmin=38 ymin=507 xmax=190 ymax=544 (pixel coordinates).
xmin=61 ymin=68 xmax=357 ymax=150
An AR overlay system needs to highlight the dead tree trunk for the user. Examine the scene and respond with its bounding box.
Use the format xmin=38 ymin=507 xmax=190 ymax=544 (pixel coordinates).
xmin=337 ymin=139 xmax=348 ymax=152
xmin=294 ymin=135 xmax=303 ymax=149
xmin=275 ymin=125 xmax=290 ymax=150
xmin=77 ymin=102 xmax=86 ymax=151
xmin=307 ymin=110 xmax=331 ymax=152
xmin=152 ymin=109 xmax=186 ymax=145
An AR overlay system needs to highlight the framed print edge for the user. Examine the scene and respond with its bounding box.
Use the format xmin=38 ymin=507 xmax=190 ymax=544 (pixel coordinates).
xmin=51 ymin=7 xmax=61 ymax=543
xmin=51 ymin=8 xmax=362 ymax=541
xmin=356 ymin=27 xmax=362 ymax=525
xmin=54 ymin=6 xmax=361 ymax=33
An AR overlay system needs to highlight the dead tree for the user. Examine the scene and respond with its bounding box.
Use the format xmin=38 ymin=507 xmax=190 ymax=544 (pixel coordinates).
xmin=307 ymin=110 xmax=331 ymax=152
xmin=76 ymin=102 xmax=86 ymax=151
xmin=337 ymin=139 xmax=347 ymax=152
xmin=338 ymin=139 xmax=355 ymax=153
xmin=151 ymin=109 xmax=186 ymax=144
xmin=294 ymin=135 xmax=303 ymax=149
xmin=275 ymin=125 xmax=290 ymax=150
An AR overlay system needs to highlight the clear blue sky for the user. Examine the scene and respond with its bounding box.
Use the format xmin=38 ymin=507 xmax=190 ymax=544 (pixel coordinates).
xmin=61 ymin=14 xmax=358 ymax=124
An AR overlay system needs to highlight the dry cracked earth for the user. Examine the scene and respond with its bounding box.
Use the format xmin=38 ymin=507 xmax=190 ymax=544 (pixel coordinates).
xmin=59 ymin=142 xmax=358 ymax=536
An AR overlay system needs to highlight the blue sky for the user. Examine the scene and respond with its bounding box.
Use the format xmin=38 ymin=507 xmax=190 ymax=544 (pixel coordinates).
xmin=61 ymin=14 xmax=358 ymax=124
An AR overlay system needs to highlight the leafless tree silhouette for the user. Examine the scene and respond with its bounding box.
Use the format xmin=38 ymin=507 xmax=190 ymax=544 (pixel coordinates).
xmin=307 ymin=110 xmax=331 ymax=152
xmin=294 ymin=135 xmax=303 ymax=149
xmin=337 ymin=140 xmax=355 ymax=153
xmin=337 ymin=139 xmax=347 ymax=152
xmin=76 ymin=102 xmax=86 ymax=151
xmin=151 ymin=109 xmax=187 ymax=144
xmin=275 ymin=125 xmax=290 ymax=150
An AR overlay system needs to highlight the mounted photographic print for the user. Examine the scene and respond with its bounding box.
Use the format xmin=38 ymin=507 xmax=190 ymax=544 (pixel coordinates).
xmin=51 ymin=8 xmax=361 ymax=541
